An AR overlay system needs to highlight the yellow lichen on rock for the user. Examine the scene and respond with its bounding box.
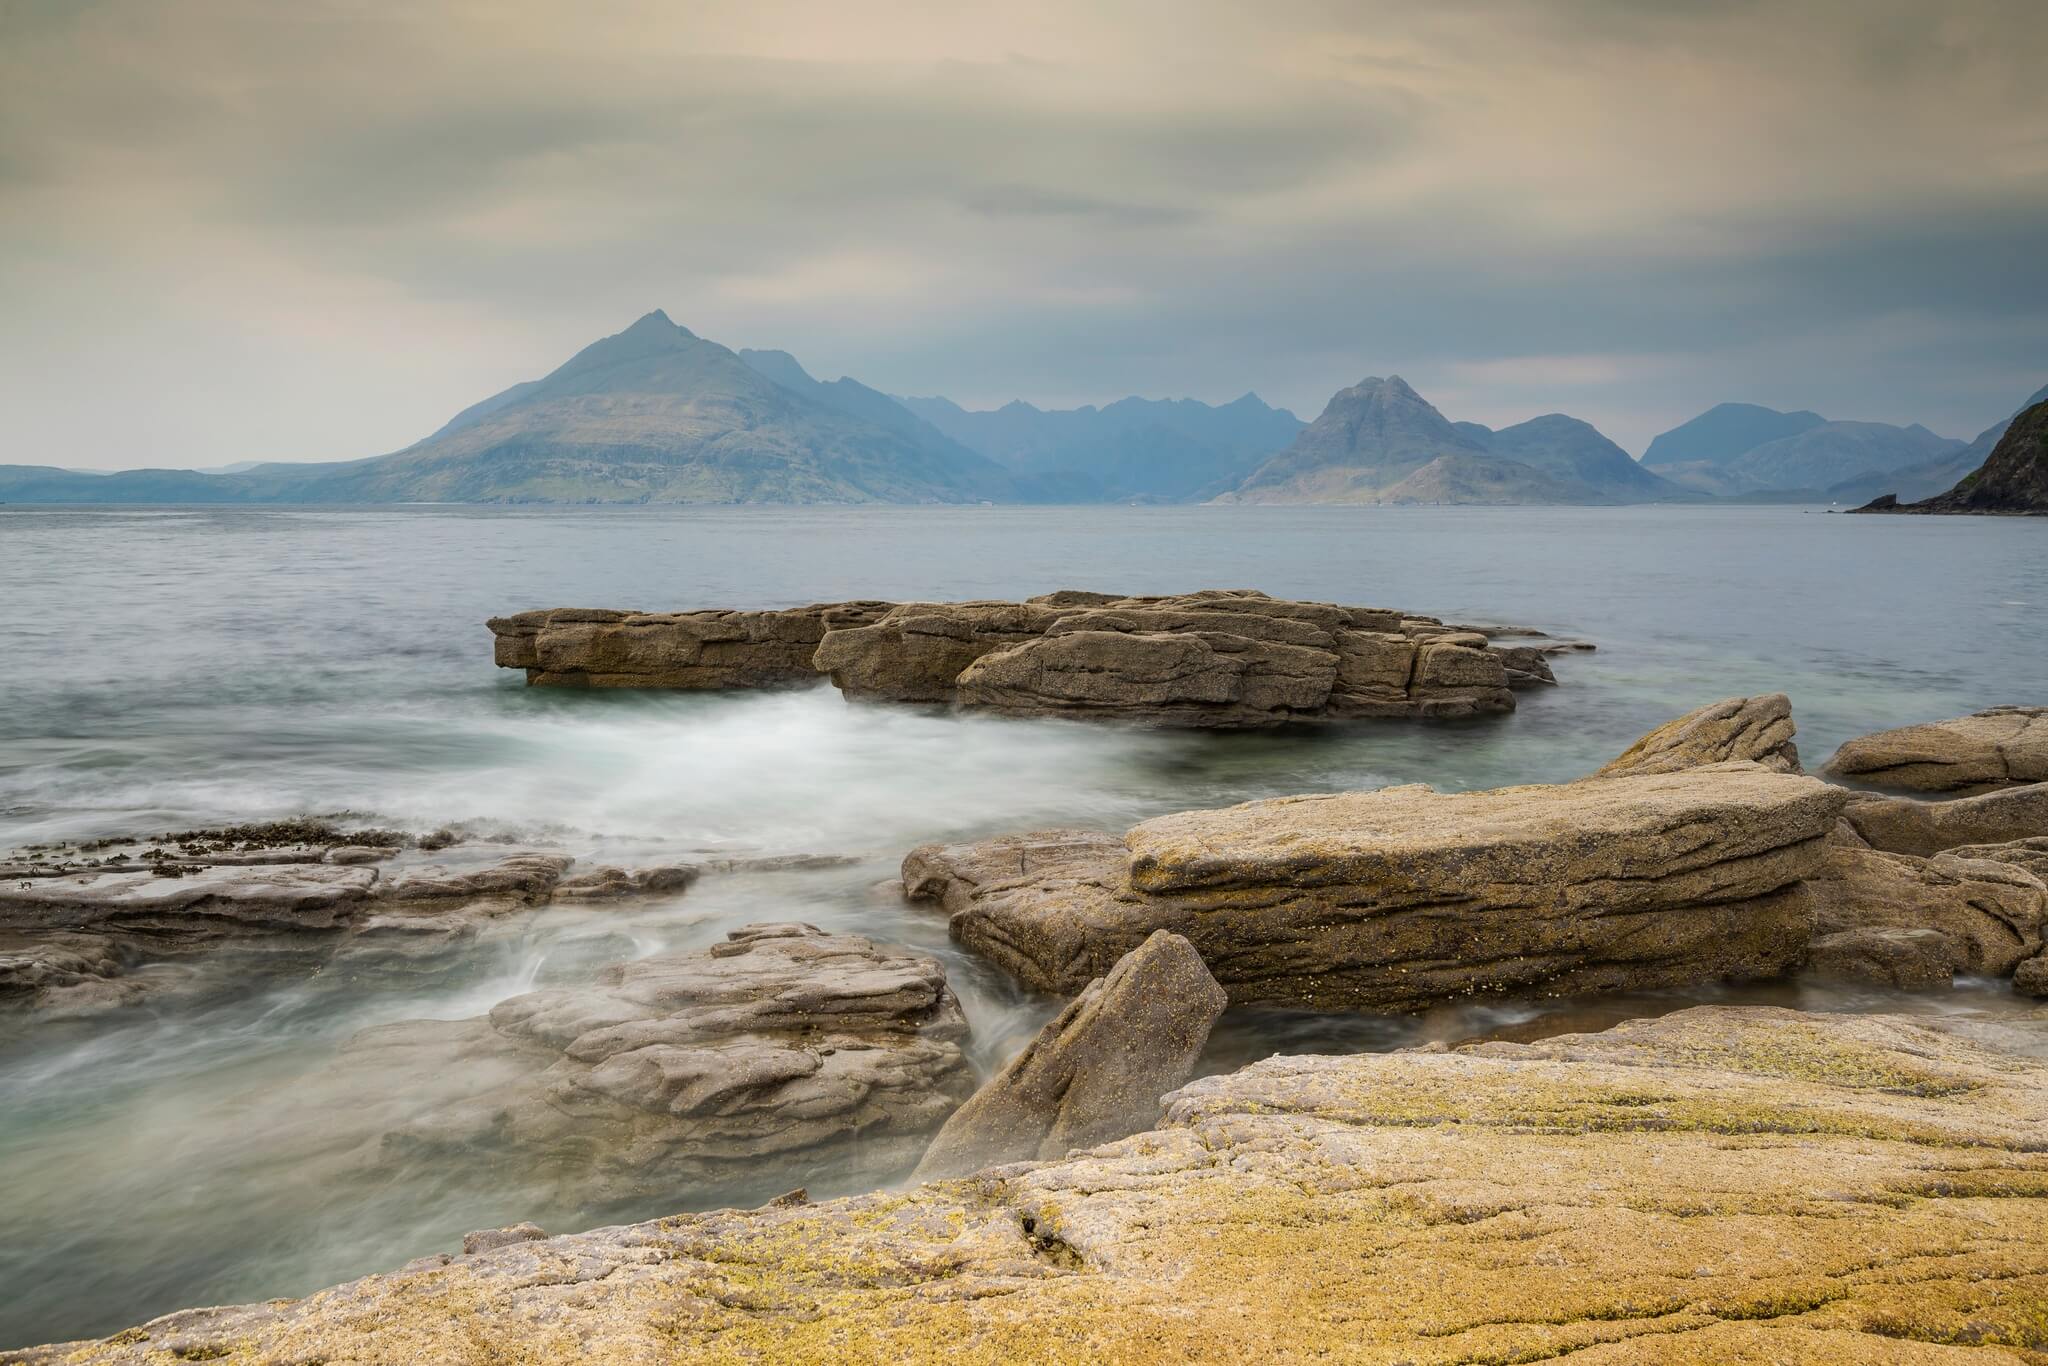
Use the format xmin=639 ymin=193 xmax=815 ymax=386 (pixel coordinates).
xmin=29 ymin=1006 xmax=2048 ymax=1365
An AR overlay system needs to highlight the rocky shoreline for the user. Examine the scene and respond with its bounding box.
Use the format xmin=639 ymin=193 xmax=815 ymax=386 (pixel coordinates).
xmin=9 ymin=686 xmax=2048 ymax=1360
xmin=487 ymin=589 xmax=1588 ymax=727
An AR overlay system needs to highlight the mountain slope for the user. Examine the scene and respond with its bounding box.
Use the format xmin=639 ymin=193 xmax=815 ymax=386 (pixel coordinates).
xmin=899 ymin=392 xmax=1303 ymax=502
xmin=1223 ymin=378 xmax=1664 ymax=504
xmin=1855 ymin=398 xmax=2048 ymax=515
xmin=1466 ymin=413 xmax=1679 ymax=500
xmin=1651 ymin=418 xmax=1964 ymax=497
xmin=1642 ymin=403 xmax=1826 ymax=468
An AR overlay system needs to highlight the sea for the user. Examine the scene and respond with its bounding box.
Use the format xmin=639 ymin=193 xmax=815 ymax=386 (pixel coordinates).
xmin=1 ymin=501 xmax=2044 ymax=1346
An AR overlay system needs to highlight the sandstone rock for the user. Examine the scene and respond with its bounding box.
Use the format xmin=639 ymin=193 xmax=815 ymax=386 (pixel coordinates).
xmin=913 ymin=931 xmax=1225 ymax=1180
xmin=1807 ymin=843 xmax=2048 ymax=976
xmin=1491 ymin=644 xmax=1557 ymax=688
xmin=1841 ymin=783 xmax=2048 ymax=856
xmin=487 ymin=602 xmax=893 ymax=688
xmin=1823 ymin=705 xmax=2048 ymax=793
xmin=1947 ymin=835 xmax=2048 ymax=879
xmin=1593 ymin=693 xmax=1801 ymax=777
xmin=329 ymin=924 xmax=972 ymax=1194
xmin=2015 ymin=953 xmax=2048 ymax=997
xmin=461 ymin=1223 xmax=546 ymax=1256
xmin=1804 ymin=927 xmax=1961 ymax=989
xmin=496 ymin=589 xmax=1536 ymax=727
xmin=905 ymin=762 xmax=1842 ymax=1010
xmin=44 ymin=1006 xmax=2048 ymax=1365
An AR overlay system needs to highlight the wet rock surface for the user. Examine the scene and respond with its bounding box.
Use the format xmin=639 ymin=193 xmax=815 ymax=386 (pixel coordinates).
xmin=38 ymin=1005 xmax=2048 ymax=1365
xmin=313 ymin=923 xmax=973 ymax=1197
xmin=913 ymin=930 xmax=1225 ymax=1180
xmin=1823 ymin=705 xmax=2048 ymax=793
xmin=0 ymin=826 xmax=700 ymax=1015
xmin=905 ymin=762 xmax=1842 ymax=1009
xmin=494 ymin=589 xmax=1551 ymax=727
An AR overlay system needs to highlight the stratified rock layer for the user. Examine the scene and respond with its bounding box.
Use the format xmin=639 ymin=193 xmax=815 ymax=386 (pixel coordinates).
xmin=1808 ymin=843 xmax=2048 ymax=977
xmin=905 ymin=762 xmax=1843 ymax=1009
xmin=311 ymin=924 xmax=973 ymax=1198
xmin=1843 ymin=785 xmax=2048 ymax=857
xmin=1595 ymin=693 xmax=1802 ymax=777
xmin=913 ymin=930 xmax=1225 ymax=1180
xmin=493 ymin=590 xmax=1534 ymax=727
xmin=1824 ymin=706 xmax=2048 ymax=793
xmin=38 ymin=1006 xmax=2048 ymax=1365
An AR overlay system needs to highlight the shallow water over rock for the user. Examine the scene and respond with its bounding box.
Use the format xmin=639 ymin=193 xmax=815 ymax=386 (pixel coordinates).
xmin=2 ymin=502 xmax=2045 ymax=1347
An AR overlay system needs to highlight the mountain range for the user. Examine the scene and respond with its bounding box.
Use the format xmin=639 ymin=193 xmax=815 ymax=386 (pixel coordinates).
xmin=1853 ymin=396 xmax=2048 ymax=515
xmin=0 ymin=310 xmax=2035 ymax=510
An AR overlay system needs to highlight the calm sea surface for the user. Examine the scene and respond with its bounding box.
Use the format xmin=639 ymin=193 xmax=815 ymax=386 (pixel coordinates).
xmin=2 ymin=502 xmax=2044 ymax=1345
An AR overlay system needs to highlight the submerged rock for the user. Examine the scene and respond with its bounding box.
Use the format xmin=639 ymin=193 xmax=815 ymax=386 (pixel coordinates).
xmin=325 ymin=923 xmax=973 ymax=1195
xmin=905 ymin=762 xmax=1842 ymax=1010
xmin=1823 ymin=705 xmax=2048 ymax=793
xmin=913 ymin=930 xmax=1225 ymax=1180
xmin=495 ymin=589 xmax=1544 ymax=727
xmin=1593 ymin=693 xmax=1801 ymax=776
xmin=42 ymin=1006 xmax=2048 ymax=1365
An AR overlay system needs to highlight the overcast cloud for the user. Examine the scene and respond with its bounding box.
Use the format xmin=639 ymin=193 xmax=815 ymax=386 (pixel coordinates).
xmin=3 ymin=0 xmax=2045 ymax=467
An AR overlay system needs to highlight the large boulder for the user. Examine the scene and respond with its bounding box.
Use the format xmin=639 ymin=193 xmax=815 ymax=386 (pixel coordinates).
xmin=1840 ymin=783 xmax=2048 ymax=856
xmin=321 ymin=924 xmax=973 ymax=1197
xmin=487 ymin=602 xmax=893 ymax=688
xmin=1593 ymin=693 xmax=1801 ymax=777
xmin=904 ymin=762 xmax=1843 ymax=1010
xmin=47 ymin=1007 xmax=2048 ymax=1365
xmin=1822 ymin=705 xmax=2048 ymax=793
xmin=494 ymin=590 xmax=1532 ymax=727
xmin=913 ymin=931 xmax=1225 ymax=1180
xmin=1806 ymin=843 xmax=2048 ymax=978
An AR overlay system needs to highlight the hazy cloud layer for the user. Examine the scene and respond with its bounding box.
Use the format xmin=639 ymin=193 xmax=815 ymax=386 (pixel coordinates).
xmin=2 ymin=0 xmax=2044 ymax=466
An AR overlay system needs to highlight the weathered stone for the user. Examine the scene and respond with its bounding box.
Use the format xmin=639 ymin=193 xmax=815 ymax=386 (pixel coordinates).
xmin=2013 ymin=953 xmax=2048 ymax=997
xmin=913 ymin=931 xmax=1225 ymax=1180
xmin=1492 ymin=644 xmax=1557 ymax=688
xmin=1594 ymin=693 xmax=1802 ymax=777
xmin=488 ymin=602 xmax=893 ymax=688
xmin=1823 ymin=705 xmax=2048 ymax=793
xmin=905 ymin=762 xmax=1842 ymax=1010
xmin=1804 ymin=927 xmax=1962 ymax=989
xmin=1947 ymin=835 xmax=2048 ymax=880
xmin=323 ymin=924 xmax=972 ymax=1195
xmin=494 ymin=589 xmax=1535 ymax=727
xmin=1807 ymin=843 xmax=2048 ymax=976
xmin=43 ymin=1006 xmax=2048 ymax=1365
xmin=1841 ymin=783 xmax=2048 ymax=856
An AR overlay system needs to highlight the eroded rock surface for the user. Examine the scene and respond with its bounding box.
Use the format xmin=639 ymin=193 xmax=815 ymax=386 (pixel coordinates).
xmin=0 ymin=827 xmax=698 ymax=1015
xmin=496 ymin=590 xmax=1542 ymax=727
xmin=316 ymin=923 xmax=973 ymax=1196
xmin=1824 ymin=706 xmax=2048 ymax=793
xmin=913 ymin=930 xmax=1225 ymax=1180
xmin=1842 ymin=784 xmax=2048 ymax=857
xmin=905 ymin=762 xmax=1842 ymax=1010
xmin=39 ymin=1006 xmax=2048 ymax=1365
xmin=1807 ymin=842 xmax=2048 ymax=979
xmin=1594 ymin=693 xmax=1802 ymax=777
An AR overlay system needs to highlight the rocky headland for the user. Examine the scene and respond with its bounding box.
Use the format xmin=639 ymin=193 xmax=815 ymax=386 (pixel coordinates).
xmin=487 ymin=589 xmax=1586 ymax=727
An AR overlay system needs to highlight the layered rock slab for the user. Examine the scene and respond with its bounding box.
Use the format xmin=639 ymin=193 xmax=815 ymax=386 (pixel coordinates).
xmin=496 ymin=590 xmax=1532 ymax=727
xmin=1842 ymin=784 xmax=2048 ymax=857
xmin=313 ymin=924 xmax=974 ymax=1197
xmin=905 ymin=762 xmax=1844 ymax=1010
xmin=1824 ymin=706 xmax=2048 ymax=793
xmin=40 ymin=1006 xmax=2048 ymax=1365
xmin=1807 ymin=842 xmax=2048 ymax=979
xmin=1594 ymin=693 xmax=1802 ymax=777
xmin=913 ymin=930 xmax=1226 ymax=1180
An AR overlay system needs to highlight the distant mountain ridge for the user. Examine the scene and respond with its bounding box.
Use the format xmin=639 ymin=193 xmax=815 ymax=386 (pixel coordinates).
xmin=1221 ymin=377 xmax=1676 ymax=505
xmin=1643 ymin=401 xmax=1967 ymax=498
xmin=898 ymin=391 xmax=1304 ymax=502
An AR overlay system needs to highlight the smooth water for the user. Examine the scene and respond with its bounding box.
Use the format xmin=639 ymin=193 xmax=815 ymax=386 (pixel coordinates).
xmin=2 ymin=503 xmax=2044 ymax=1347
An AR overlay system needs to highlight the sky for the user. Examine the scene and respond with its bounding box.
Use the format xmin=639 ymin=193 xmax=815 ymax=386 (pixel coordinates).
xmin=3 ymin=0 xmax=2046 ymax=469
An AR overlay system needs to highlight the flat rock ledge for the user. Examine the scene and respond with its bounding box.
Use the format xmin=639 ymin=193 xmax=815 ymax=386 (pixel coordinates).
xmin=0 ymin=828 xmax=698 ymax=1016
xmin=33 ymin=1005 xmax=2048 ymax=1365
xmin=305 ymin=923 xmax=974 ymax=1197
xmin=1824 ymin=706 xmax=2048 ymax=793
xmin=489 ymin=589 xmax=1560 ymax=728
xmin=905 ymin=762 xmax=1843 ymax=1010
